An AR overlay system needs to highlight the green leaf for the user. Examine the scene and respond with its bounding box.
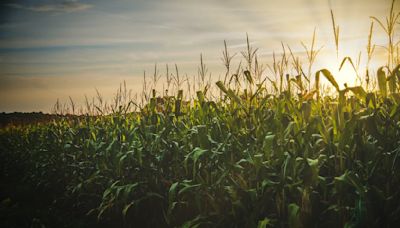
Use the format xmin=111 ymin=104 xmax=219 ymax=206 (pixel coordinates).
xmin=347 ymin=86 xmax=367 ymax=100
xmin=387 ymin=64 xmax=399 ymax=94
xmin=316 ymin=69 xmax=339 ymax=91
xmin=122 ymin=201 xmax=134 ymax=217
xmin=192 ymin=147 xmax=208 ymax=162
xmin=196 ymin=91 xmax=205 ymax=103
xmin=377 ymin=67 xmax=387 ymax=97
xmin=288 ymin=203 xmax=301 ymax=228
xmin=257 ymin=217 xmax=271 ymax=228
xmin=168 ymin=182 xmax=179 ymax=205
xmin=335 ymin=171 xmax=348 ymax=182
xmin=178 ymin=183 xmax=201 ymax=196
xmin=307 ymin=158 xmax=318 ymax=167
xmin=262 ymin=134 xmax=275 ymax=155
xmin=216 ymin=81 xmax=242 ymax=105
xmin=216 ymin=81 xmax=229 ymax=94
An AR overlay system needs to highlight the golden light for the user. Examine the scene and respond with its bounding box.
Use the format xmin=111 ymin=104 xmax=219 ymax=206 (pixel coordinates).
xmin=316 ymin=47 xmax=365 ymax=90
xmin=331 ymin=59 xmax=359 ymax=88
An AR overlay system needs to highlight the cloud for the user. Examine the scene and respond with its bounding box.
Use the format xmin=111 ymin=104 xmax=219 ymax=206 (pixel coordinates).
xmin=6 ymin=0 xmax=92 ymax=13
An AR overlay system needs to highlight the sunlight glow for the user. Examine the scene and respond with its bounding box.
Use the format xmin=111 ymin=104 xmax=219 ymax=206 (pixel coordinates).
xmin=0 ymin=0 xmax=394 ymax=112
xmin=325 ymin=57 xmax=360 ymax=89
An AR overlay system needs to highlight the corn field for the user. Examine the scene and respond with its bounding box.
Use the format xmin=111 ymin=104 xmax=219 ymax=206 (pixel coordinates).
xmin=1 ymin=2 xmax=400 ymax=227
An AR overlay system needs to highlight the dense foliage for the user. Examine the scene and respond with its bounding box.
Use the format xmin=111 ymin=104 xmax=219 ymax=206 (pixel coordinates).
xmin=1 ymin=69 xmax=400 ymax=227
xmin=1 ymin=2 xmax=400 ymax=226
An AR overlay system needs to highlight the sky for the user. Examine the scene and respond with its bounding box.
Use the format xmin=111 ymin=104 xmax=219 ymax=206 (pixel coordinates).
xmin=0 ymin=0 xmax=397 ymax=112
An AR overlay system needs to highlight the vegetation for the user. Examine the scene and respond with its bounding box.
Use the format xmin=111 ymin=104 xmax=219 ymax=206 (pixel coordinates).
xmin=0 ymin=112 xmax=72 ymax=128
xmin=1 ymin=1 xmax=400 ymax=227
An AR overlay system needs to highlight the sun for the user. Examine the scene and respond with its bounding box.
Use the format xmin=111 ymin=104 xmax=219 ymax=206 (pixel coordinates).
xmin=316 ymin=53 xmax=362 ymax=90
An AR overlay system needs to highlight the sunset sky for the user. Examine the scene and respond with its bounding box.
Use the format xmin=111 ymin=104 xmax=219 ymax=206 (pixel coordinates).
xmin=0 ymin=0 xmax=396 ymax=112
